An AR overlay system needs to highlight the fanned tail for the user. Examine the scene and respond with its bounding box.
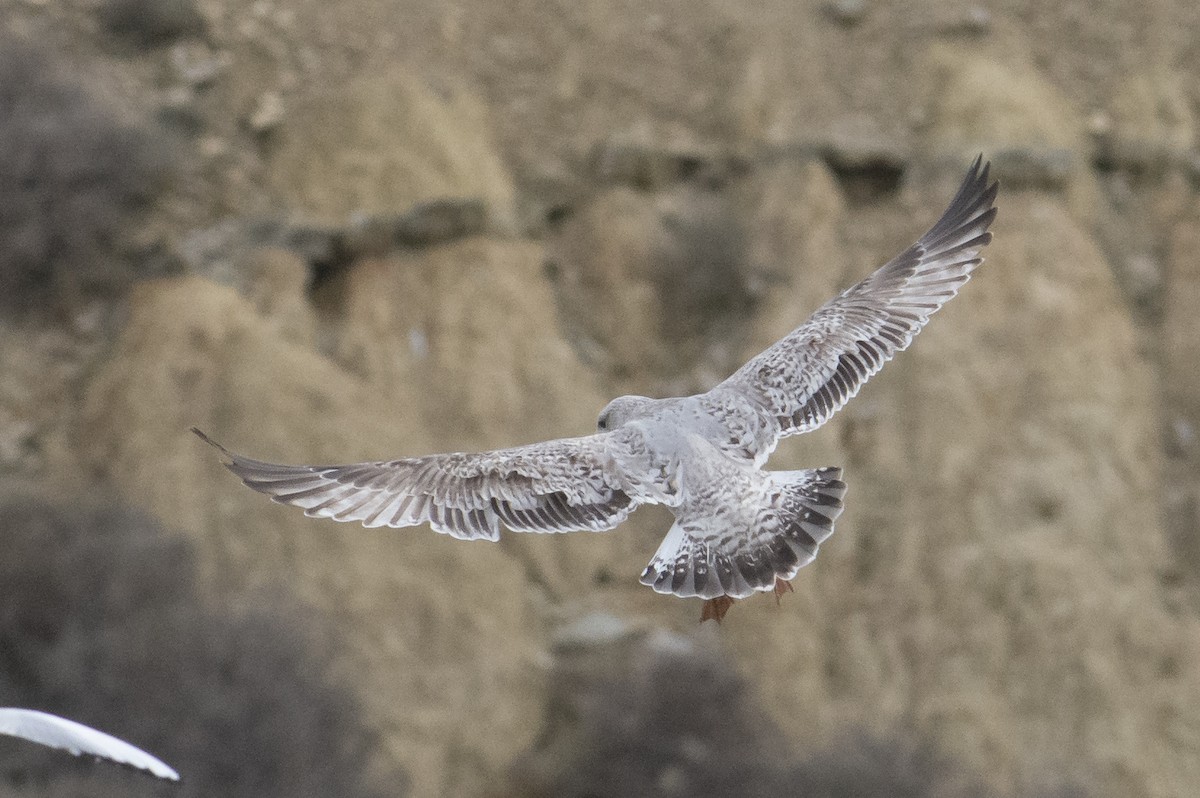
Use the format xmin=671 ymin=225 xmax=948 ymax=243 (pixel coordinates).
xmin=640 ymin=467 xmax=846 ymax=600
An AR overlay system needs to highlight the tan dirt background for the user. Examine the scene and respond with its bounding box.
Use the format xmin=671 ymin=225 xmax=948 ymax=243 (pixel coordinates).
xmin=4 ymin=0 xmax=1200 ymax=796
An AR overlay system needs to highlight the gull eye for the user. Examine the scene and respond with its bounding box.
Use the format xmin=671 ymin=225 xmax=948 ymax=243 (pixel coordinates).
xmin=597 ymin=413 xmax=609 ymax=430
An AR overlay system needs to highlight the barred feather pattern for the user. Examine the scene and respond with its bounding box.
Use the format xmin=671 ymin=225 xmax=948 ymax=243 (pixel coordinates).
xmin=640 ymin=467 xmax=846 ymax=599
xmin=194 ymin=428 xmax=654 ymax=541
xmin=716 ymin=156 xmax=998 ymax=447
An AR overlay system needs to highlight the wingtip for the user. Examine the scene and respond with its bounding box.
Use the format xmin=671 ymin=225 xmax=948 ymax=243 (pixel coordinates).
xmin=137 ymin=758 xmax=182 ymax=782
xmin=972 ymin=154 xmax=999 ymax=196
xmin=191 ymin=427 xmax=232 ymax=460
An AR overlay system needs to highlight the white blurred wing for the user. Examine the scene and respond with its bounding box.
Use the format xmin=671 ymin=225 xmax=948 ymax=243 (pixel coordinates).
xmin=0 ymin=708 xmax=180 ymax=781
xmin=718 ymin=156 xmax=998 ymax=449
xmin=195 ymin=428 xmax=653 ymax=540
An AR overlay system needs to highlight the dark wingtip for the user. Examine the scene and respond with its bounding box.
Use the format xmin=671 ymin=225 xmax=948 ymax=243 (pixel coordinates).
xmin=925 ymin=156 xmax=1000 ymax=245
xmin=191 ymin=427 xmax=233 ymax=461
xmin=975 ymin=155 xmax=999 ymax=202
xmin=979 ymin=153 xmax=998 ymax=195
xmin=964 ymin=154 xmax=995 ymax=194
xmin=978 ymin=162 xmax=999 ymax=229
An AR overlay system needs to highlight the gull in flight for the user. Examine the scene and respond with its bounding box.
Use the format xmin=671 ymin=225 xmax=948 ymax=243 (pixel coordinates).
xmin=196 ymin=157 xmax=997 ymax=622
xmin=0 ymin=707 xmax=180 ymax=781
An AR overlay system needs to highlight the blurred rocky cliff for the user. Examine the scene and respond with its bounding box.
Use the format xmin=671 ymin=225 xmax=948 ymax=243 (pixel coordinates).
xmin=2 ymin=0 xmax=1200 ymax=796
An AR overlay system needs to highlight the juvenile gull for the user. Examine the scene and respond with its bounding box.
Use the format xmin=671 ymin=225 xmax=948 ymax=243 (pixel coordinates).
xmin=196 ymin=157 xmax=997 ymax=622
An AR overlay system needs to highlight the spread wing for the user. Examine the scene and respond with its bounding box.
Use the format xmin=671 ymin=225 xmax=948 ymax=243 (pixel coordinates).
xmin=0 ymin=708 xmax=180 ymax=781
xmin=193 ymin=428 xmax=648 ymax=540
xmin=718 ymin=156 xmax=997 ymax=444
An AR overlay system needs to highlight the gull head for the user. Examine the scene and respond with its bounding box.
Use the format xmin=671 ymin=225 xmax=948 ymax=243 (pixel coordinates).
xmin=596 ymin=395 xmax=656 ymax=432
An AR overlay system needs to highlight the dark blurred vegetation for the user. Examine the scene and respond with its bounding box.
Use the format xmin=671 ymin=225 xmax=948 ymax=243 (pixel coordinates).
xmin=99 ymin=0 xmax=207 ymax=47
xmin=0 ymin=490 xmax=403 ymax=798
xmin=0 ymin=35 xmax=174 ymax=320
xmin=511 ymin=633 xmax=1092 ymax=798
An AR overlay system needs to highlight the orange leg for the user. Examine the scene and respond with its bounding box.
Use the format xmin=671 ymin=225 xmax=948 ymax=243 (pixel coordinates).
xmin=773 ymin=578 xmax=793 ymax=605
xmin=701 ymin=579 xmax=792 ymax=622
xmin=700 ymin=595 xmax=735 ymax=623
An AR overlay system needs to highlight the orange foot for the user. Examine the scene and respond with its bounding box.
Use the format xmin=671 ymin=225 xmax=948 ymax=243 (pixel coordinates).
xmin=700 ymin=595 xmax=735 ymax=623
xmin=773 ymin=578 xmax=793 ymax=605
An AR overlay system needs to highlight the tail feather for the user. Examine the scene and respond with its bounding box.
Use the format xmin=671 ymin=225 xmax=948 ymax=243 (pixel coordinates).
xmin=639 ymin=467 xmax=846 ymax=600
